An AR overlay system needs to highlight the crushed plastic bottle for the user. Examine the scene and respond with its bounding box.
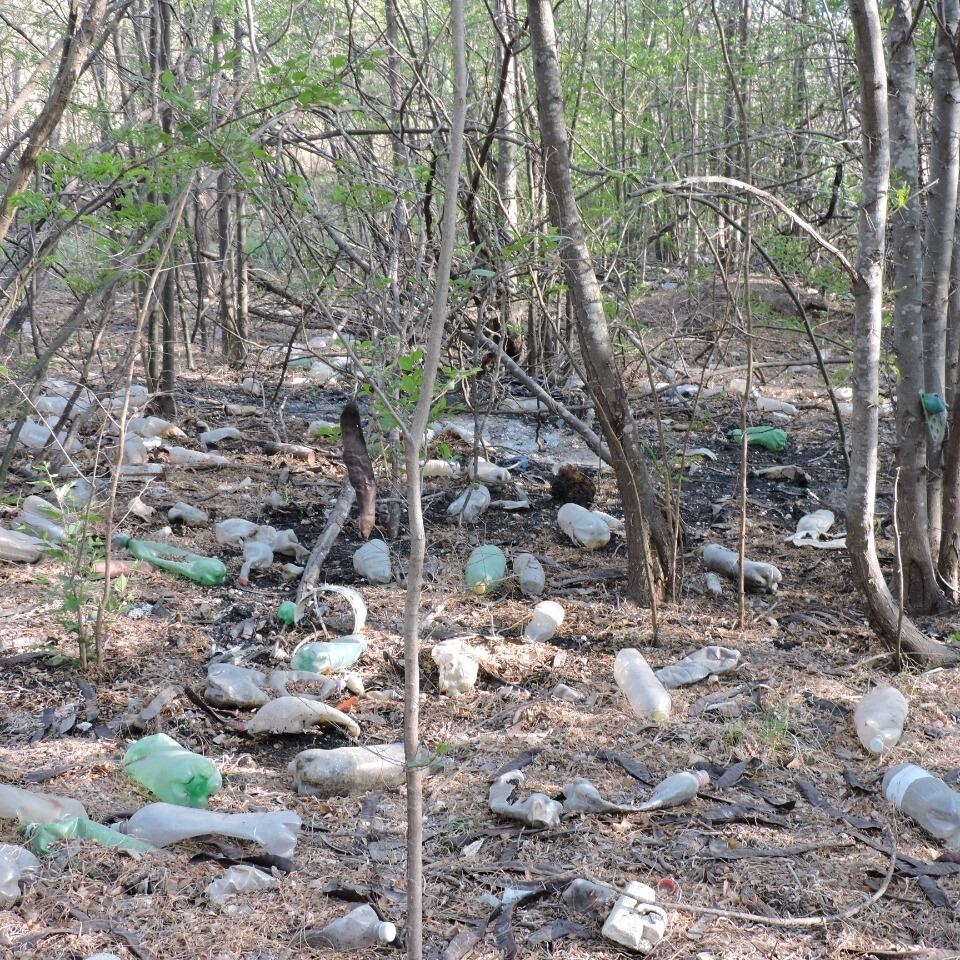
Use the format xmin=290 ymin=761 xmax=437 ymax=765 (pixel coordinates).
xmin=727 ymin=425 xmax=788 ymax=452
xmin=239 ymin=538 xmax=273 ymax=585
xmin=205 ymin=663 xmax=270 ymax=708
xmin=290 ymin=743 xmax=407 ymax=797
xmin=561 ymin=778 xmax=637 ymax=815
xmin=557 ymin=503 xmax=611 ymax=550
xmin=0 ymin=527 xmax=44 ymax=563
xmin=123 ymin=733 xmax=222 ymax=808
xmin=756 ymin=396 xmax=798 ymax=416
xmin=467 ymin=458 xmax=511 ymax=485
xmin=168 ymin=502 xmax=209 ymax=526
xmin=205 ymin=864 xmax=276 ymax=904
xmin=0 ymin=844 xmax=40 ymax=906
xmin=123 ymin=434 xmax=149 ymax=465
xmin=0 ymin=784 xmax=87 ymax=824
xmin=245 ymin=696 xmax=360 ymax=738
xmin=431 ymin=638 xmax=480 ymax=696
xmin=254 ymin=526 xmax=306 ymax=561
xmin=522 ymin=600 xmax=564 ymax=643
xmin=290 ymin=637 xmax=365 ymax=674
xmin=27 ymin=817 xmax=155 ymax=857
xmin=305 ymin=905 xmax=398 ymax=949
xmin=18 ymin=495 xmax=66 ymax=542
xmin=117 ymin=803 xmax=300 ymax=857
xmin=489 ymin=771 xmax=562 ymax=828
xmin=276 ymin=600 xmax=297 ymax=625
xmin=883 ymin=764 xmax=960 ymax=847
xmin=705 ymin=572 xmax=723 ymax=596
xmin=448 ymin=483 xmax=491 ymax=523
xmin=214 ymin=518 xmax=260 ymax=548
xmin=422 ymin=459 xmax=461 ymax=479
xmin=514 ymin=552 xmax=545 ymax=597
xmin=614 ymin=649 xmax=672 ymax=723
xmin=128 ymin=415 xmax=187 ymax=439
xmin=563 ymin=878 xmax=616 ymax=914
xmin=281 ymin=563 xmax=304 ymax=581
xmin=128 ymin=495 xmax=156 ymax=521
xmin=200 ymin=427 xmax=242 ymax=447
xmin=114 ymin=535 xmax=227 ymax=586
xmin=855 ymin=685 xmax=908 ymax=755
xmin=353 ymin=539 xmax=392 ymax=584
xmin=703 ymin=543 xmax=782 ymax=593
xmin=168 ymin=446 xmax=230 ymax=469
xmin=638 ymin=770 xmax=708 ymax=811
xmin=655 ymin=646 xmax=741 ymax=688
xmin=601 ymin=881 xmax=668 ymax=953
xmin=464 ymin=545 xmax=507 ymax=595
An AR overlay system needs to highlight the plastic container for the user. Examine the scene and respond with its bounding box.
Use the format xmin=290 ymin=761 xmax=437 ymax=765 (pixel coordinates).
xmin=290 ymin=743 xmax=407 ymax=797
xmin=115 ymin=535 xmax=227 ymax=587
xmin=563 ymin=878 xmax=616 ymax=914
xmin=522 ymin=600 xmax=564 ymax=643
xmin=290 ymin=637 xmax=365 ymax=674
xmin=431 ymin=639 xmax=479 ymax=696
xmin=214 ymin=518 xmax=260 ymax=548
xmin=167 ymin=446 xmax=230 ymax=469
xmin=168 ymin=502 xmax=209 ymax=526
xmin=118 ymin=803 xmax=300 ymax=857
xmin=18 ymin=495 xmax=66 ymax=542
xmin=245 ymin=697 xmax=360 ymax=737
xmin=557 ymin=503 xmax=610 ymax=550
xmin=239 ymin=538 xmax=273 ymax=585
xmin=514 ymin=553 xmax=545 ymax=597
xmin=0 ymin=784 xmax=86 ymax=824
xmin=655 ymin=646 xmax=741 ymax=688
xmin=27 ymin=817 xmax=155 ymax=856
xmin=422 ymin=459 xmax=460 ymax=479
xmin=703 ymin=543 xmax=782 ymax=593
xmin=123 ymin=435 xmax=149 ymax=465
xmin=255 ymin=526 xmax=306 ymax=560
xmin=614 ymin=649 xmax=672 ymax=723
xmin=205 ymin=663 xmax=269 ymax=708
xmin=123 ymin=733 xmax=222 ymax=808
xmin=353 ymin=539 xmax=392 ymax=584
xmin=467 ymin=458 xmax=511 ymax=485
xmin=305 ymin=905 xmax=397 ymax=949
xmin=448 ymin=483 xmax=491 ymax=523
xmin=128 ymin=415 xmax=186 ymax=439
xmin=489 ymin=771 xmax=562 ymax=828
xmin=205 ymin=864 xmax=276 ymax=904
xmin=638 ymin=770 xmax=709 ymax=811
xmin=200 ymin=427 xmax=242 ymax=447
xmin=0 ymin=844 xmax=40 ymax=906
xmin=883 ymin=764 xmax=960 ymax=847
xmin=464 ymin=545 xmax=507 ymax=595
xmin=601 ymin=881 xmax=668 ymax=953
xmin=0 ymin=527 xmax=44 ymax=563
xmin=854 ymin=685 xmax=908 ymax=754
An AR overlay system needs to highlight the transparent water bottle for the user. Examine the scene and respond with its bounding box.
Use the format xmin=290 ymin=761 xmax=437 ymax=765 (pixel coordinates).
xmin=0 ymin=784 xmax=87 ymax=824
xmin=0 ymin=844 xmax=40 ymax=906
xmin=854 ymin=685 xmax=908 ymax=754
xmin=883 ymin=763 xmax=960 ymax=847
xmin=305 ymin=905 xmax=397 ymax=948
xmin=637 ymin=770 xmax=709 ymax=811
xmin=614 ymin=649 xmax=671 ymax=723
xmin=122 ymin=733 xmax=222 ymax=807
xmin=290 ymin=743 xmax=407 ymax=798
xmin=114 ymin=535 xmax=227 ymax=587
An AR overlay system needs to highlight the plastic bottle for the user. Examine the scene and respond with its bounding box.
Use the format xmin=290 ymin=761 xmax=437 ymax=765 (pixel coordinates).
xmin=0 ymin=527 xmax=44 ymax=563
xmin=205 ymin=864 xmax=276 ymax=904
xmin=467 ymin=458 xmax=511 ymax=485
xmin=513 ymin=553 xmax=545 ymax=597
xmin=854 ymin=686 xmax=908 ymax=755
xmin=305 ymin=905 xmax=397 ymax=949
xmin=239 ymin=538 xmax=273 ymax=585
xmin=464 ymin=545 xmax=507 ymax=595
xmin=290 ymin=743 xmax=407 ymax=797
xmin=200 ymin=427 xmax=242 ymax=447
xmin=522 ymin=600 xmax=564 ymax=643
xmin=118 ymin=803 xmax=300 ymax=857
xmin=114 ymin=535 xmax=227 ymax=587
xmin=128 ymin=416 xmax=186 ymax=439
xmin=637 ymin=770 xmax=709 ymax=811
xmin=601 ymin=881 xmax=668 ymax=953
xmin=245 ymin=697 xmax=360 ymax=738
xmin=123 ymin=733 xmax=222 ymax=807
xmin=422 ymin=459 xmax=460 ymax=479
xmin=614 ymin=649 xmax=672 ymax=723
xmin=431 ymin=639 xmax=479 ymax=696
xmin=18 ymin=495 xmax=66 ymax=542
xmin=655 ymin=646 xmax=741 ymax=688
xmin=353 ymin=539 xmax=392 ymax=584
xmin=123 ymin=434 xmax=149 ymax=465
xmin=557 ymin=503 xmax=611 ymax=550
xmin=563 ymin=878 xmax=616 ymax=914
xmin=168 ymin=502 xmax=209 ymax=526
xmin=205 ymin=663 xmax=269 ymax=708
xmin=488 ymin=771 xmax=562 ymax=828
xmin=167 ymin=446 xmax=230 ymax=469
xmin=882 ymin=764 xmax=960 ymax=847
xmin=0 ymin=844 xmax=40 ymax=906
xmin=703 ymin=543 xmax=782 ymax=593
xmin=26 ymin=817 xmax=155 ymax=856
xmin=448 ymin=483 xmax=491 ymax=523
xmin=214 ymin=518 xmax=260 ymax=548
xmin=0 ymin=784 xmax=87 ymax=824
xmin=290 ymin=637 xmax=365 ymax=674
xmin=254 ymin=526 xmax=306 ymax=560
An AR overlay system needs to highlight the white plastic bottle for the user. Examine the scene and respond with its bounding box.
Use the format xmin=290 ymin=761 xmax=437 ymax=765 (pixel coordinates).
xmin=239 ymin=539 xmax=273 ymax=585
xmin=614 ymin=649 xmax=672 ymax=723
xmin=522 ymin=600 xmax=564 ymax=643
xmin=883 ymin=763 xmax=960 ymax=847
xmin=854 ymin=685 xmax=908 ymax=755
xmin=638 ymin=770 xmax=709 ymax=811
xmin=306 ymin=905 xmax=397 ymax=949
xmin=290 ymin=744 xmax=407 ymax=797
xmin=0 ymin=784 xmax=87 ymax=824
xmin=514 ymin=553 xmax=546 ymax=597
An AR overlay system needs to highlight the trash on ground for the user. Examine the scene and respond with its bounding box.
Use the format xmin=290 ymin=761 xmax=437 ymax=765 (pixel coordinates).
xmin=467 ymin=457 xmax=511 ymax=485
xmin=205 ymin=864 xmax=276 ymax=904
xmin=488 ymin=770 xmax=562 ymax=828
xmin=523 ymin=600 xmax=564 ymax=643
xmin=353 ymin=539 xmax=392 ymax=584
xmin=752 ymin=463 xmax=811 ymax=485
xmin=27 ymin=816 xmax=155 ymax=856
xmin=290 ymin=743 xmax=407 ymax=797
xmin=563 ymin=878 xmax=616 ymax=914
xmin=215 ymin=518 xmax=260 ymax=547
xmin=756 ymin=396 xmax=798 ymax=416
xmin=883 ymin=763 xmax=960 ymax=847
xmin=601 ymin=881 xmax=668 ymax=953
xmin=18 ymin=495 xmax=66 ymax=542
xmin=0 ymin=527 xmax=44 ymax=563
xmin=514 ymin=552 xmax=546 ymax=596
xmin=290 ymin=637 xmax=365 ymax=674
xmin=123 ymin=732 xmax=222 ymax=808
xmin=115 ymin=535 xmax=227 ymax=586
xmin=561 ymin=778 xmax=637 ymax=815
xmin=245 ymin=696 xmax=360 ymax=737
xmin=558 ymin=503 xmax=611 ymax=550
xmin=637 ymin=770 xmax=708 ymax=811
xmin=127 ymin=496 xmax=156 ymax=521
xmin=167 ymin=446 xmax=231 ymax=469
xmin=727 ymin=425 xmax=788 ymax=452
xmin=422 ymin=459 xmax=461 ymax=478
xmin=551 ymin=683 xmax=583 ymax=702
xmin=614 ymin=649 xmax=672 ymax=723
xmin=200 ymin=427 xmax=242 ymax=447
xmin=281 ymin=563 xmax=304 ymax=581
xmin=655 ymin=646 xmax=741 ymax=688
xmin=204 ymin=663 xmax=270 ymax=708
xmin=0 ymin=844 xmax=40 ymax=906
xmin=168 ymin=501 xmax=209 ymax=526
xmin=302 ymin=584 xmax=368 ymax=634
xmin=431 ymin=638 xmax=480 ymax=696
xmin=305 ymin=904 xmax=398 ymax=949
xmin=786 ymin=508 xmax=846 ymax=549
xmin=705 ymin=572 xmax=723 ymax=596
xmin=239 ymin=538 xmax=273 ymax=585
xmin=0 ymin=784 xmax=87 ymax=824
xmin=129 ymin=416 xmax=187 ymax=440
xmin=276 ymin=600 xmax=297 ymax=624
xmin=448 ymin=483 xmax=491 ymax=523
xmin=855 ymin=685 xmax=908 ymax=755
xmin=464 ymin=545 xmax=507 ymax=595
xmin=703 ymin=544 xmax=782 ymax=593
xmin=123 ymin=434 xmax=149 ymax=465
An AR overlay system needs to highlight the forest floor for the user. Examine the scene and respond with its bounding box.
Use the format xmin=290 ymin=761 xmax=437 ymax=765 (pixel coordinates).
xmin=2 ymin=279 xmax=960 ymax=960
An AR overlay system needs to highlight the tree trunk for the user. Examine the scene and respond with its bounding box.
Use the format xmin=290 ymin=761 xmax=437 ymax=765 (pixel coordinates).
xmin=886 ymin=0 xmax=944 ymax=612
xmin=526 ymin=0 xmax=675 ymax=605
xmin=846 ymin=0 xmax=957 ymax=666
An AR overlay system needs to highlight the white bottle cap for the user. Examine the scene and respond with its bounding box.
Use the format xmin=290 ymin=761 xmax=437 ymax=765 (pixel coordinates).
xmin=378 ymin=921 xmax=398 ymax=943
xmin=868 ymin=735 xmax=887 ymax=754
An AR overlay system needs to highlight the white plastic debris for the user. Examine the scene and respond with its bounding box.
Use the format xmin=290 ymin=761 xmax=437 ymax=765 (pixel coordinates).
xmin=245 ymin=697 xmax=360 ymax=738
xmin=18 ymin=417 xmax=82 ymax=453
xmin=122 ymin=434 xmax=149 ymax=465
xmin=254 ymin=526 xmax=307 ymax=561
xmin=214 ymin=518 xmax=259 ymax=548
xmin=127 ymin=496 xmax=156 ymax=521
xmin=0 ymin=844 xmax=40 ymax=906
xmin=467 ymin=458 xmax=511 ymax=485
xmin=306 ymin=905 xmax=397 ymax=949
xmin=242 ymin=377 xmax=263 ymax=398
xmin=601 ymin=881 xmax=668 ymax=953
xmin=307 ymin=420 xmax=339 ymax=438
xmin=281 ymin=563 xmax=304 ymax=581
xmin=306 ymin=584 xmax=368 ymax=634
xmin=431 ymin=638 xmax=480 ymax=697
xmin=638 ymin=770 xmax=709 ymax=811
xmin=0 ymin=527 xmax=44 ymax=563
xmin=514 ymin=553 xmax=546 ymax=597
xmin=703 ymin=543 xmax=782 ymax=593
xmin=563 ymin=878 xmax=617 ymax=914
xmin=18 ymin=496 xmax=66 ymax=543
xmin=655 ymin=646 xmax=741 ymax=688
xmin=523 ymin=600 xmax=565 ymax=643
xmin=167 ymin=447 xmax=230 ymax=469
xmin=239 ymin=538 xmax=273 ymax=585
xmin=128 ymin=416 xmax=187 ymax=440
xmin=200 ymin=427 xmax=242 ymax=447
xmin=558 ymin=503 xmax=611 ymax=550
xmin=756 ymin=396 xmax=798 ymax=416
xmin=614 ymin=649 xmax=672 ymax=723
xmin=489 ymin=770 xmax=562 ymax=828
xmin=447 ymin=484 xmax=491 ymax=523
xmin=705 ymin=572 xmax=723 ymax=596
xmin=168 ymin=501 xmax=209 ymax=527
xmin=560 ymin=778 xmax=637 ymax=815
xmin=353 ymin=539 xmax=392 ymax=584
xmin=205 ymin=864 xmax=276 ymax=904
xmin=422 ymin=459 xmax=461 ymax=479
xmin=502 ymin=395 xmax=549 ymax=414
xmin=855 ymin=685 xmax=908 ymax=755
xmin=204 ymin=664 xmax=270 ymax=709
xmin=786 ymin=509 xmax=846 ymax=549
xmin=0 ymin=784 xmax=87 ymax=824
xmin=592 ymin=510 xmax=626 ymax=536
xmin=290 ymin=743 xmax=407 ymax=797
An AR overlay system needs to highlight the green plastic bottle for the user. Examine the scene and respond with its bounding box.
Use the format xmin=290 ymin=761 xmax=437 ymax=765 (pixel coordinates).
xmin=276 ymin=600 xmax=297 ymax=625
xmin=464 ymin=545 xmax=507 ymax=595
xmin=290 ymin=637 xmax=365 ymax=673
xmin=123 ymin=733 xmax=223 ymax=808
xmin=24 ymin=816 xmax=155 ymax=857
xmin=115 ymin=535 xmax=227 ymax=586
xmin=727 ymin=426 xmax=787 ymax=453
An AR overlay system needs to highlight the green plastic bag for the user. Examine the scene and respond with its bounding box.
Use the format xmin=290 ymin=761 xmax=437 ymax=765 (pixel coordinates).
xmin=24 ymin=816 xmax=155 ymax=857
xmin=115 ymin=535 xmax=227 ymax=587
xmin=123 ymin=733 xmax=222 ymax=808
xmin=464 ymin=545 xmax=507 ymax=595
xmin=727 ymin=426 xmax=787 ymax=452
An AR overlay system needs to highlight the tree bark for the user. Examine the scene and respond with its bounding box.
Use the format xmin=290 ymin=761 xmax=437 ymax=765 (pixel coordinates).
xmin=526 ymin=0 xmax=675 ymax=604
xmin=846 ymin=0 xmax=957 ymax=666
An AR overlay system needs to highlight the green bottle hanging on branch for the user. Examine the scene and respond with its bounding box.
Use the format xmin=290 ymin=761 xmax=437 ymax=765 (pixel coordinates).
xmin=921 ymin=392 xmax=947 ymax=443
xmin=114 ymin=535 xmax=227 ymax=587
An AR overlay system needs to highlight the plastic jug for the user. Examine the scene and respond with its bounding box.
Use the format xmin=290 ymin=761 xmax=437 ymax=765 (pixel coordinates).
xmin=854 ymin=685 xmax=908 ymax=754
xmin=513 ymin=552 xmax=545 ymax=596
xmin=0 ymin=844 xmax=40 ymax=906
xmin=464 ymin=545 xmax=507 ymax=595
xmin=522 ymin=600 xmax=564 ymax=643
xmin=290 ymin=637 xmax=365 ymax=674
xmin=290 ymin=743 xmax=407 ymax=797
xmin=206 ymin=864 xmax=276 ymax=904
xmin=557 ymin=503 xmax=610 ymax=550
xmin=601 ymin=881 xmax=668 ymax=953
xmin=883 ymin=764 xmax=960 ymax=847
xmin=353 ymin=539 xmax=392 ymax=584
xmin=114 ymin=535 xmax=227 ymax=586
xmin=638 ymin=770 xmax=708 ymax=811
xmin=614 ymin=649 xmax=672 ymax=723
xmin=0 ymin=784 xmax=86 ymax=824
xmin=118 ymin=803 xmax=300 ymax=857
xmin=305 ymin=905 xmax=397 ymax=949
xmin=123 ymin=733 xmax=222 ymax=807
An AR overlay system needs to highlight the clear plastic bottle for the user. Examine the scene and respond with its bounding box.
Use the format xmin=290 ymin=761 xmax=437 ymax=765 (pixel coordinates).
xmin=0 ymin=844 xmax=40 ymax=906
xmin=290 ymin=637 xmax=365 ymax=673
xmin=854 ymin=685 xmax=908 ymax=754
xmin=614 ymin=649 xmax=672 ymax=723
xmin=522 ymin=600 xmax=564 ymax=643
xmin=0 ymin=528 xmax=44 ymax=563
xmin=122 ymin=733 xmax=222 ymax=807
xmin=513 ymin=553 xmax=545 ymax=597
xmin=447 ymin=483 xmax=491 ymax=523
xmin=205 ymin=864 xmax=276 ymax=904
xmin=562 ymin=878 xmax=616 ymax=914
xmin=290 ymin=743 xmax=407 ymax=797
xmin=883 ymin=763 xmax=960 ymax=847
xmin=0 ymin=784 xmax=87 ymax=824
xmin=205 ymin=663 xmax=269 ymax=708
xmin=245 ymin=696 xmax=360 ymax=738
xmin=305 ymin=905 xmax=397 ymax=949
xmin=557 ymin=503 xmax=610 ymax=550
xmin=114 ymin=535 xmax=227 ymax=586
xmin=655 ymin=646 xmax=741 ymax=688
xmin=637 ymin=770 xmax=709 ymax=811
xmin=239 ymin=538 xmax=273 ymax=585
xmin=353 ymin=539 xmax=392 ymax=584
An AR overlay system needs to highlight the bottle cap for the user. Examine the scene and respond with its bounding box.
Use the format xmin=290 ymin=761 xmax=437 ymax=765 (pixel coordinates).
xmin=868 ymin=736 xmax=887 ymax=754
xmin=377 ymin=921 xmax=398 ymax=943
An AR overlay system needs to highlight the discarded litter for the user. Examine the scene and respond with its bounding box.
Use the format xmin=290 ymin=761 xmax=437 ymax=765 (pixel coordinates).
xmin=239 ymin=538 xmax=273 ymax=585
xmin=756 ymin=396 xmax=798 ymax=416
xmin=128 ymin=416 xmax=187 ymax=440
xmin=353 ymin=539 xmax=392 ymax=584
xmin=752 ymin=463 xmax=810 ymax=485
xmin=464 ymin=545 xmax=507 ymax=595
xmin=290 ymin=743 xmax=407 ymax=797
xmin=281 ymin=563 xmax=304 ymax=581
xmin=447 ymin=483 xmax=491 ymax=523
xmin=204 ymin=663 xmax=270 ymax=708
xmin=205 ymin=864 xmax=276 ymax=904
xmin=18 ymin=495 xmax=66 ymax=543
xmin=214 ymin=518 xmax=260 ymax=548
xmin=123 ymin=733 xmax=222 ymax=808
xmin=167 ymin=446 xmax=230 ymax=469
xmin=601 ymin=881 xmax=668 ymax=953
xmin=638 ymin=770 xmax=708 ymax=811
xmin=558 ymin=503 xmax=611 ymax=550
xmin=123 ymin=434 xmax=149 ymax=465
xmin=128 ymin=496 xmax=155 ymax=521
xmin=727 ymin=425 xmax=788 ymax=452
xmin=200 ymin=427 xmax=242 ymax=447
xmin=883 ymin=763 xmax=960 ymax=847
xmin=0 ymin=784 xmax=87 ymax=824
xmin=168 ymin=501 xmax=209 ymax=526
xmin=431 ymin=638 xmax=480 ymax=696
xmin=514 ymin=552 xmax=546 ymax=596
xmin=703 ymin=544 xmax=782 ymax=593
xmin=305 ymin=904 xmax=398 ymax=949
xmin=614 ymin=649 xmax=672 ymax=723
xmin=245 ymin=696 xmax=360 ymax=737
xmin=290 ymin=637 xmax=365 ymax=674
xmin=523 ymin=600 xmax=564 ymax=643
xmin=655 ymin=646 xmax=741 ymax=688
xmin=563 ymin=878 xmax=616 ymax=914
xmin=0 ymin=844 xmax=40 ymax=906
xmin=561 ymin=778 xmax=636 ymax=815
xmin=467 ymin=457 xmax=511 ymax=485
xmin=27 ymin=816 xmax=155 ymax=857
xmin=705 ymin=572 xmax=723 ymax=596
xmin=276 ymin=600 xmax=297 ymax=625
xmin=422 ymin=459 xmax=460 ymax=479
xmin=115 ymin=535 xmax=227 ymax=587
xmin=489 ymin=770 xmax=562 ymax=828
xmin=786 ymin=509 xmax=846 ymax=549
xmin=0 ymin=527 xmax=44 ymax=563
xmin=854 ymin=685 xmax=908 ymax=755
